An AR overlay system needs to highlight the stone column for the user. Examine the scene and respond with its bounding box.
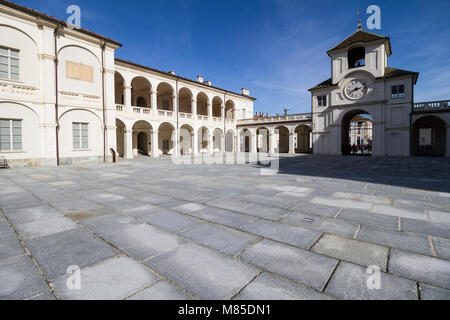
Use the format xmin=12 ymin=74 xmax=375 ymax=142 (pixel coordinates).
xmin=289 ymin=132 xmax=296 ymax=155
xmin=191 ymin=99 xmax=197 ymax=118
xmin=173 ymin=95 xmax=178 ymax=114
xmin=151 ymin=131 xmax=159 ymax=158
xmin=269 ymin=131 xmax=276 ymax=155
xmin=151 ymin=90 xmax=157 ymax=114
xmin=208 ymin=131 xmax=214 ymax=154
xmin=207 ymin=102 xmax=212 ymax=120
xmin=125 ymin=129 xmax=134 ymax=159
xmin=193 ymin=131 xmax=199 ymax=155
xmin=250 ymin=129 xmax=258 ymax=154
xmin=446 ymin=125 xmax=450 ymax=158
xmin=124 ymin=86 xmax=132 ymax=107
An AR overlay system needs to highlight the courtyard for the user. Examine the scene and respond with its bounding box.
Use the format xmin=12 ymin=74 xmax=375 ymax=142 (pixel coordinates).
xmin=0 ymin=155 xmax=449 ymax=300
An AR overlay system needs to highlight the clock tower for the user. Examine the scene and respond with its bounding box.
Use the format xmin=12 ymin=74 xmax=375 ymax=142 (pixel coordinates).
xmin=309 ymin=26 xmax=419 ymax=156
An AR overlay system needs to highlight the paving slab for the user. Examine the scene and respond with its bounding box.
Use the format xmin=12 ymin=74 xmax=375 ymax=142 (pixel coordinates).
xmin=107 ymin=224 xmax=185 ymax=261
xmin=372 ymin=205 xmax=428 ymax=221
xmin=239 ymin=240 xmax=338 ymax=291
xmin=312 ymin=234 xmax=389 ymax=271
xmin=189 ymin=207 xmax=259 ymax=229
xmin=26 ymin=228 xmax=119 ymax=279
xmin=207 ymin=198 xmax=252 ymax=211
xmin=433 ymin=237 xmax=450 ymax=260
xmin=310 ymin=197 xmax=373 ymax=211
xmin=236 ymin=203 xmax=290 ymax=221
xmin=239 ymin=219 xmax=321 ymax=250
xmin=180 ymin=223 xmax=260 ymax=256
xmin=234 ymin=272 xmax=332 ymax=300
xmin=389 ymin=249 xmax=450 ymax=289
xmin=402 ymin=218 xmax=450 ymax=239
xmin=53 ymin=256 xmax=158 ymax=300
xmin=14 ymin=217 xmax=78 ymax=240
xmin=419 ymin=283 xmax=450 ymax=300
xmin=0 ymin=237 xmax=25 ymax=261
xmin=3 ymin=205 xmax=63 ymax=225
xmin=325 ymin=262 xmax=418 ymax=300
xmin=128 ymin=280 xmax=193 ymax=300
xmin=338 ymin=209 xmax=398 ymax=230
xmin=288 ymin=201 xmax=340 ymax=218
xmin=429 ymin=210 xmax=450 ymax=224
xmin=357 ymin=225 xmax=433 ymax=256
xmin=0 ymin=255 xmax=48 ymax=300
xmin=140 ymin=210 xmax=201 ymax=233
xmin=145 ymin=242 xmax=260 ymax=300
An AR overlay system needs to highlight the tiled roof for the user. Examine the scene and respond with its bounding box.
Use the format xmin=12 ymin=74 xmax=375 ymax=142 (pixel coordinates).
xmin=115 ymin=58 xmax=257 ymax=101
xmin=0 ymin=0 xmax=122 ymax=46
xmin=309 ymin=67 xmax=419 ymax=91
xmin=328 ymin=30 xmax=390 ymax=54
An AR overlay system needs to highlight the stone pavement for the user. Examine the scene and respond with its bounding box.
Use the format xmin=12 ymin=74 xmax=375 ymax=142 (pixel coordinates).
xmin=0 ymin=154 xmax=449 ymax=300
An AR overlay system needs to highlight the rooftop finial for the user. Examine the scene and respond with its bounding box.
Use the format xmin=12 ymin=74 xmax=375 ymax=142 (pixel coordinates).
xmin=357 ymin=9 xmax=363 ymax=31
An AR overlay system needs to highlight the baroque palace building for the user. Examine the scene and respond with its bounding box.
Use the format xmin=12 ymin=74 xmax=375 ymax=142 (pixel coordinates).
xmin=0 ymin=0 xmax=449 ymax=168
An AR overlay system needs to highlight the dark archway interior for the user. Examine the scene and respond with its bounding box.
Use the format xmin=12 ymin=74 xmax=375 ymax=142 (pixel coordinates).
xmin=412 ymin=116 xmax=447 ymax=156
xmin=342 ymin=110 xmax=373 ymax=156
xmin=137 ymin=132 xmax=148 ymax=155
xmin=348 ymin=47 xmax=365 ymax=68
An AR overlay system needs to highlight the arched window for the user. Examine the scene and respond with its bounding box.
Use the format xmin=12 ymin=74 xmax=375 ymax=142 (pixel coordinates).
xmin=348 ymin=47 xmax=365 ymax=69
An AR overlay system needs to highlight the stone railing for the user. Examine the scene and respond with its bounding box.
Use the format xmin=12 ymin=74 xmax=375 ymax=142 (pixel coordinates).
xmin=237 ymin=113 xmax=312 ymax=125
xmin=413 ymin=100 xmax=450 ymax=113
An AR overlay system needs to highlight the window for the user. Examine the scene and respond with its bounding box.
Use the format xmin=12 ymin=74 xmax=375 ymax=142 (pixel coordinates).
xmin=348 ymin=47 xmax=365 ymax=69
xmin=317 ymin=95 xmax=327 ymax=107
xmin=73 ymin=123 xmax=89 ymax=150
xmin=162 ymin=100 xmax=170 ymax=110
xmin=242 ymin=109 xmax=246 ymax=119
xmin=392 ymin=85 xmax=405 ymax=99
xmin=0 ymin=47 xmax=20 ymax=81
xmin=0 ymin=119 xmax=22 ymax=151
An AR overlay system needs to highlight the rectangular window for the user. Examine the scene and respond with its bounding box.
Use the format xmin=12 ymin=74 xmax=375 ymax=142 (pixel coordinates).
xmin=73 ymin=123 xmax=89 ymax=150
xmin=242 ymin=109 xmax=246 ymax=119
xmin=317 ymin=95 xmax=327 ymax=107
xmin=0 ymin=119 xmax=22 ymax=151
xmin=392 ymin=85 xmax=405 ymax=99
xmin=162 ymin=100 xmax=170 ymax=110
xmin=0 ymin=47 xmax=20 ymax=81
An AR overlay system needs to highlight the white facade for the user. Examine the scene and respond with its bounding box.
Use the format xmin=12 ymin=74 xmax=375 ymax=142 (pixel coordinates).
xmin=310 ymin=30 xmax=420 ymax=157
xmin=0 ymin=1 xmax=255 ymax=167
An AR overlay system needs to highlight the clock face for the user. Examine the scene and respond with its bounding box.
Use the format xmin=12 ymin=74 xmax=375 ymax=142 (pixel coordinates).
xmin=345 ymin=80 xmax=368 ymax=100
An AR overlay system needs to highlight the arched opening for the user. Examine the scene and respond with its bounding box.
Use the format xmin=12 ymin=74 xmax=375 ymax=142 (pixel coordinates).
xmin=131 ymin=77 xmax=151 ymax=108
xmin=179 ymin=88 xmax=193 ymax=114
xmin=198 ymin=126 xmax=210 ymax=153
xmin=115 ymin=119 xmax=126 ymax=157
xmin=133 ymin=120 xmax=152 ymax=156
xmin=348 ymin=47 xmax=365 ymax=69
xmin=225 ymin=130 xmax=234 ymax=152
xmin=225 ymin=100 xmax=235 ymax=120
xmin=197 ymin=93 xmax=209 ymax=116
xmin=275 ymin=126 xmax=289 ymax=153
xmin=158 ymin=122 xmax=175 ymax=155
xmin=342 ymin=110 xmax=373 ymax=156
xmin=213 ymin=128 xmax=223 ymax=153
xmin=212 ymin=97 xmax=223 ymax=118
xmin=157 ymin=83 xmax=174 ymax=111
xmin=240 ymin=129 xmax=251 ymax=152
xmin=180 ymin=124 xmax=194 ymax=155
xmin=115 ymin=72 xmax=125 ymax=105
xmin=257 ymin=127 xmax=269 ymax=153
xmin=412 ymin=116 xmax=447 ymax=156
xmin=295 ymin=125 xmax=312 ymax=154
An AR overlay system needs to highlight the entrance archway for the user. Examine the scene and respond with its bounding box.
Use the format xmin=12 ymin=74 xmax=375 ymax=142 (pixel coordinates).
xmin=342 ymin=110 xmax=373 ymax=156
xmin=412 ymin=116 xmax=447 ymax=156
xmin=158 ymin=122 xmax=175 ymax=155
xmin=133 ymin=121 xmax=152 ymax=156
xmin=275 ymin=126 xmax=289 ymax=153
xmin=213 ymin=128 xmax=223 ymax=153
xmin=257 ymin=127 xmax=269 ymax=153
xmin=225 ymin=130 xmax=234 ymax=152
xmin=295 ymin=125 xmax=312 ymax=153
xmin=116 ymin=119 xmax=126 ymax=157
xmin=240 ymin=129 xmax=251 ymax=152
xmin=198 ymin=126 xmax=210 ymax=153
xmin=180 ymin=124 xmax=194 ymax=155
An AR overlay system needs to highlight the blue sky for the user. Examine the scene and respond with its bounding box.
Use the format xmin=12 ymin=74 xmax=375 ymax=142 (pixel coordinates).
xmin=14 ymin=0 xmax=450 ymax=114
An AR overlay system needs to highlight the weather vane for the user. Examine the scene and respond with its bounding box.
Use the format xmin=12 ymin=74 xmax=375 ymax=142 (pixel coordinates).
xmin=357 ymin=9 xmax=362 ymax=31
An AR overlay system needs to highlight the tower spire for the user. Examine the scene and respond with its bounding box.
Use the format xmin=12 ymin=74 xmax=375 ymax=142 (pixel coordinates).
xmin=357 ymin=9 xmax=363 ymax=31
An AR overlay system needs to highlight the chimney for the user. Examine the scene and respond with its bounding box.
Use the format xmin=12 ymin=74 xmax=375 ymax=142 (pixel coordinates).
xmin=241 ymin=88 xmax=250 ymax=96
xmin=168 ymin=70 xmax=175 ymax=75
xmin=197 ymin=75 xmax=204 ymax=83
xmin=205 ymin=80 xmax=211 ymax=86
